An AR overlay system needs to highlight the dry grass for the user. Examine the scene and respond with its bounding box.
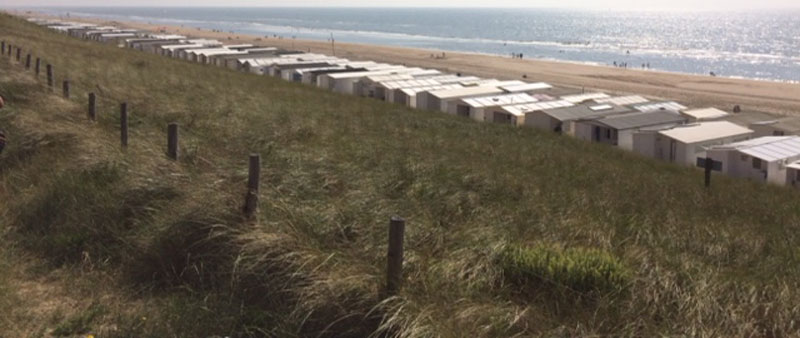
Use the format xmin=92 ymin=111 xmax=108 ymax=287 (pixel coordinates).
xmin=1 ymin=13 xmax=800 ymax=337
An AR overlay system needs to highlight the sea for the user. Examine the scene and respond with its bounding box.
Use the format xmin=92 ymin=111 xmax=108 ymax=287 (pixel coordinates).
xmin=28 ymin=7 xmax=800 ymax=83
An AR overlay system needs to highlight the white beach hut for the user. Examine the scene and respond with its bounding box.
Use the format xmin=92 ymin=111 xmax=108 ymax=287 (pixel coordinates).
xmin=357 ymin=69 xmax=442 ymax=98
xmin=633 ymin=121 xmax=753 ymax=166
xmin=355 ymin=74 xmax=416 ymax=98
xmin=593 ymin=95 xmax=649 ymax=107
xmin=215 ymin=48 xmax=280 ymax=68
xmin=284 ymin=66 xmax=345 ymax=82
xmin=748 ymin=117 xmax=800 ymax=137
xmin=572 ymin=110 xmax=687 ymax=150
xmin=525 ymin=103 xmax=633 ymax=135
xmin=680 ymin=107 xmax=730 ymax=122
xmin=269 ymin=60 xmax=344 ymax=78
xmin=301 ymin=67 xmax=361 ymax=85
xmin=397 ymin=84 xmax=464 ymax=108
xmin=98 ymin=33 xmax=138 ymax=43
xmin=452 ymin=93 xmax=539 ymax=121
xmin=381 ymin=78 xmax=443 ymax=104
xmin=561 ymin=92 xmax=611 ymax=104
xmin=318 ymin=67 xmax=415 ymax=94
xmin=490 ymin=100 xmax=574 ymax=126
xmin=416 ymin=86 xmax=506 ymax=112
xmin=431 ymin=75 xmax=482 ymax=85
xmin=633 ymin=101 xmax=688 ymax=112
xmin=499 ymin=82 xmax=553 ymax=94
xmin=706 ymin=136 xmax=800 ymax=185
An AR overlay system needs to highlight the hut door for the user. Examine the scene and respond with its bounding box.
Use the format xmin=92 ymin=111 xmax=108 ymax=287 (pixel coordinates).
xmin=457 ymin=105 xmax=470 ymax=117
xmin=669 ymin=140 xmax=677 ymax=162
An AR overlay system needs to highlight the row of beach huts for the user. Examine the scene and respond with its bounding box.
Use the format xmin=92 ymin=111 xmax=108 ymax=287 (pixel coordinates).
xmin=31 ymin=18 xmax=800 ymax=188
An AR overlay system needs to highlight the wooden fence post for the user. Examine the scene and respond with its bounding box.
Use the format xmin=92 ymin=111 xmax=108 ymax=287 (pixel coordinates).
xmin=1 ymin=41 xmax=4 ymax=55
xmin=35 ymin=58 xmax=40 ymax=76
xmin=88 ymin=93 xmax=96 ymax=121
xmin=167 ymin=123 xmax=179 ymax=160
xmin=46 ymin=64 xmax=53 ymax=90
xmin=62 ymin=80 xmax=70 ymax=99
xmin=25 ymin=53 xmax=31 ymax=69
xmin=120 ymin=102 xmax=128 ymax=148
xmin=386 ymin=216 xmax=406 ymax=296
xmin=15 ymin=47 xmax=20 ymax=61
xmin=243 ymin=154 xmax=261 ymax=218
xmin=704 ymin=157 xmax=712 ymax=188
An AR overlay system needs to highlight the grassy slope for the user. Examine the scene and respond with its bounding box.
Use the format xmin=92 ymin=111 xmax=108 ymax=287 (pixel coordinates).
xmin=1 ymin=13 xmax=800 ymax=337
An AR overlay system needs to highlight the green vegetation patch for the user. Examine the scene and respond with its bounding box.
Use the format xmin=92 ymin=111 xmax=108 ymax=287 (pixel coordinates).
xmin=52 ymin=303 xmax=105 ymax=336
xmin=16 ymin=164 xmax=177 ymax=265
xmin=499 ymin=244 xmax=631 ymax=294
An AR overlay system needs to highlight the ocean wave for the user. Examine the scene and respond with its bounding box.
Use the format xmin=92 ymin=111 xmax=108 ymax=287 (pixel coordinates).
xmin=243 ymin=21 xmax=797 ymax=65
xmin=52 ymin=10 xmax=798 ymax=65
xmin=39 ymin=9 xmax=800 ymax=82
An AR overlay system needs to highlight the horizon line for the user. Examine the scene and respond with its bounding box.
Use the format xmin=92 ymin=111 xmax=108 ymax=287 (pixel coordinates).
xmin=6 ymin=5 xmax=800 ymax=10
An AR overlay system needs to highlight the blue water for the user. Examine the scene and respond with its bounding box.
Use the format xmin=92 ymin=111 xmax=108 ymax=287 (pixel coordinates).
xmin=27 ymin=7 xmax=800 ymax=82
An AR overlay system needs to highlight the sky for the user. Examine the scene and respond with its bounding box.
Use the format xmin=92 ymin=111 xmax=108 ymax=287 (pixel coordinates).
xmin=3 ymin=0 xmax=799 ymax=10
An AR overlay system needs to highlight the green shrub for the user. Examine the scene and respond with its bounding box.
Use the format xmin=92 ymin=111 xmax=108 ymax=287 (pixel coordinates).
xmin=52 ymin=303 xmax=104 ymax=336
xmin=499 ymin=244 xmax=630 ymax=294
xmin=16 ymin=164 xmax=176 ymax=265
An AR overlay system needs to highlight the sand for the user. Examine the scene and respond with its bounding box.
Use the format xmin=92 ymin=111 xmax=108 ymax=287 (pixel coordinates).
xmin=14 ymin=10 xmax=800 ymax=116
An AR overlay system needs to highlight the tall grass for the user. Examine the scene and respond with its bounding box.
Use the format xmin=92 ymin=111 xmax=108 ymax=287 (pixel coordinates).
xmin=1 ymin=13 xmax=800 ymax=336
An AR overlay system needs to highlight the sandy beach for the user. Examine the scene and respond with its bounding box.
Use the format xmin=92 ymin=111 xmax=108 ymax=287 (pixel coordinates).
xmin=14 ymin=10 xmax=800 ymax=116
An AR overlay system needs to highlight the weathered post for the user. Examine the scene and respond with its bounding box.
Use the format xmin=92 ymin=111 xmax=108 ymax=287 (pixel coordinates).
xmin=120 ymin=102 xmax=128 ymax=148
xmin=386 ymin=216 xmax=406 ymax=296
xmin=46 ymin=64 xmax=53 ymax=90
xmin=704 ymin=157 xmax=713 ymax=188
xmin=62 ymin=80 xmax=70 ymax=99
xmin=243 ymin=154 xmax=261 ymax=218
xmin=35 ymin=58 xmax=41 ymax=76
xmin=88 ymin=93 xmax=96 ymax=121
xmin=1 ymin=41 xmax=5 ymax=54
xmin=167 ymin=123 xmax=179 ymax=160
xmin=25 ymin=53 xmax=31 ymax=69
xmin=15 ymin=47 xmax=20 ymax=61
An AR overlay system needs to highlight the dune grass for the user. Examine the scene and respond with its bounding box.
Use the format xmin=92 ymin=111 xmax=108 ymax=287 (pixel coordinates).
xmin=1 ymin=13 xmax=800 ymax=336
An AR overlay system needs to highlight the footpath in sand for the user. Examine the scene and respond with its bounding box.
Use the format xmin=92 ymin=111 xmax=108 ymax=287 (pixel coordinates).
xmin=18 ymin=11 xmax=800 ymax=116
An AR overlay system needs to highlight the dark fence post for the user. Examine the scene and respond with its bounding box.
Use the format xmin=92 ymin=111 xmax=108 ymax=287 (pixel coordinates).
xmin=35 ymin=58 xmax=40 ymax=76
xmin=167 ymin=123 xmax=179 ymax=160
xmin=62 ymin=80 xmax=70 ymax=99
xmin=15 ymin=47 xmax=20 ymax=61
xmin=46 ymin=64 xmax=53 ymax=90
xmin=120 ymin=102 xmax=128 ymax=148
xmin=88 ymin=93 xmax=96 ymax=121
xmin=386 ymin=216 xmax=406 ymax=296
xmin=243 ymin=154 xmax=261 ymax=218
xmin=1 ymin=41 xmax=4 ymax=54
xmin=25 ymin=53 xmax=31 ymax=69
xmin=704 ymin=157 xmax=712 ymax=188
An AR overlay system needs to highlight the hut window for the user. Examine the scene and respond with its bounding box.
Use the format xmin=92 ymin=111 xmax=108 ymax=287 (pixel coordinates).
xmin=752 ymin=158 xmax=762 ymax=169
